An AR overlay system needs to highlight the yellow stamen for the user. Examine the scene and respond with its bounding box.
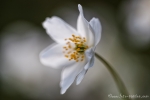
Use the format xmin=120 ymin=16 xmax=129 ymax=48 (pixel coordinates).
xmin=63 ymin=34 xmax=89 ymax=62
xmin=82 ymin=55 xmax=84 ymax=58
xmin=65 ymin=55 xmax=68 ymax=58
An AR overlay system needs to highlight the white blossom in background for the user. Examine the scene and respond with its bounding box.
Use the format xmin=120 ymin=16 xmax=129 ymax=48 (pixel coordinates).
xmin=40 ymin=4 xmax=102 ymax=94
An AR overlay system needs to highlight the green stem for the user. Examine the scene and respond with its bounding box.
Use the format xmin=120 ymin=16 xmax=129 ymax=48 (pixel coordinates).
xmin=95 ymin=53 xmax=131 ymax=100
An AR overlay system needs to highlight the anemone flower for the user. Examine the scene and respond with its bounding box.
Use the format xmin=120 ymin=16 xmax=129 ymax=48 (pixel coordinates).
xmin=40 ymin=4 xmax=102 ymax=94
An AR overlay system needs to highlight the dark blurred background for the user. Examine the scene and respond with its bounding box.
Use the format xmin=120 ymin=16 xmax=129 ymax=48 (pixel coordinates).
xmin=1 ymin=0 xmax=150 ymax=100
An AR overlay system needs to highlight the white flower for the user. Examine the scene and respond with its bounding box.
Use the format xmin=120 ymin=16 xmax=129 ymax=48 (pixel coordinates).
xmin=40 ymin=4 xmax=102 ymax=94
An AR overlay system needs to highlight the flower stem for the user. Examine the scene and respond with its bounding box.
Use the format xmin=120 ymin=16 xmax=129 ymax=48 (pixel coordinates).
xmin=95 ymin=53 xmax=131 ymax=100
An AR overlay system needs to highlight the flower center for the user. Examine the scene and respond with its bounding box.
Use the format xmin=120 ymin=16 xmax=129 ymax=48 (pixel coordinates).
xmin=63 ymin=34 xmax=88 ymax=62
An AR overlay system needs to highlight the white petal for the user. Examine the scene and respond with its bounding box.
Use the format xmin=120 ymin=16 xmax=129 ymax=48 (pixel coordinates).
xmin=84 ymin=48 xmax=95 ymax=70
xmin=76 ymin=48 xmax=95 ymax=85
xmin=84 ymin=55 xmax=94 ymax=70
xmin=90 ymin=18 xmax=102 ymax=46
xmin=76 ymin=69 xmax=87 ymax=85
xmin=40 ymin=43 xmax=75 ymax=69
xmin=43 ymin=16 xmax=79 ymax=44
xmin=60 ymin=60 xmax=86 ymax=94
xmin=76 ymin=55 xmax=94 ymax=85
xmin=77 ymin=4 xmax=94 ymax=46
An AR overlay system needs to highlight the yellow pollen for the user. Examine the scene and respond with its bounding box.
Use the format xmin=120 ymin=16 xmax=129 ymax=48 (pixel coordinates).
xmin=78 ymin=44 xmax=81 ymax=47
xmin=72 ymin=34 xmax=75 ymax=37
xmin=82 ymin=55 xmax=84 ymax=58
xmin=63 ymin=34 xmax=89 ymax=62
xmin=68 ymin=45 xmax=71 ymax=48
xmin=67 ymin=51 xmax=71 ymax=54
xmin=65 ymin=55 xmax=68 ymax=58
xmin=66 ymin=42 xmax=70 ymax=44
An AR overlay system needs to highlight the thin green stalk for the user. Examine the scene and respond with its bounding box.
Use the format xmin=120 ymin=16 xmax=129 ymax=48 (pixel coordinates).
xmin=95 ymin=53 xmax=131 ymax=100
